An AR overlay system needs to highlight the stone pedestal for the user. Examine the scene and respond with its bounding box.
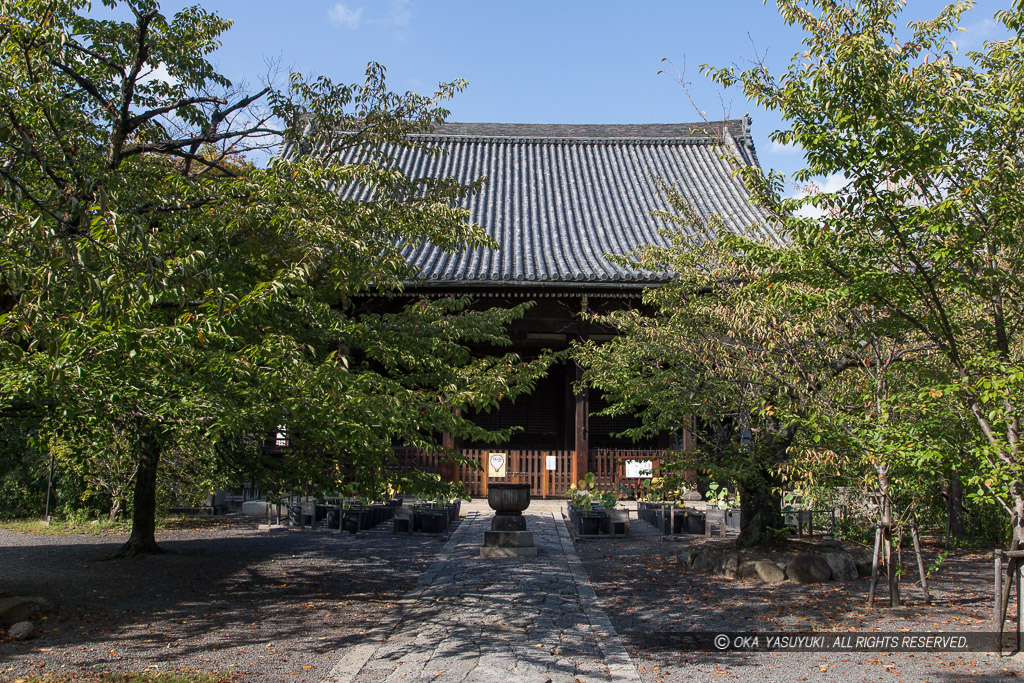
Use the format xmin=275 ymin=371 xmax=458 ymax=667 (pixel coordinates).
xmin=481 ymin=530 xmax=538 ymax=558
xmin=491 ymin=514 xmax=527 ymax=531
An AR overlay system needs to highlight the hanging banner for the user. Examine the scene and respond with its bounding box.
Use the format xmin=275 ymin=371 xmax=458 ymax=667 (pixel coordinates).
xmin=488 ymin=452 xmax=507 ymax=478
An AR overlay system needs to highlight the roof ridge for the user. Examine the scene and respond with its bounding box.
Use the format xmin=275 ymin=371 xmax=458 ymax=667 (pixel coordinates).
xmin=426 ymin=120 xmax=745 ymax=141
xmin=407 ymin=134 xmax=730 ymax=145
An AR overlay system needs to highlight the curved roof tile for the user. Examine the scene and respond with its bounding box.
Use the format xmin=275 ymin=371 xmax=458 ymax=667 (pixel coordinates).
xmin=338 ymin=118 xmax=776 ymax=285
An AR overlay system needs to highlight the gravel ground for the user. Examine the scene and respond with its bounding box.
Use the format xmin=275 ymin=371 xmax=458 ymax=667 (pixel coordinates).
xmin=1 ymin=510 xmax=1022 ymax=683
xmin=0 ymin=519 xmax=449 ymax=682
xmin=576 ymin=533 xmax=1024 ymax=683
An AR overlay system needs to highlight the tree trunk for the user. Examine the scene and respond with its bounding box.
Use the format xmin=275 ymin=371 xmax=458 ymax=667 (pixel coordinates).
xmin=116 ymin=425 xmax=163 ymax=556
xmin=108 ymin=498 xmax=121 ymax=522
xmin=1001 ymin=489 xmax=1024 ymax=628
xmin=736 ymin=465 xmax=784 ymax=548
xmin=943 ymin=470 xmax=965 ymax=547
xmin=875 ymin=464 xmax=900 ymax=607
xmin=1012 ymin=485 xmax=1024 ymax=551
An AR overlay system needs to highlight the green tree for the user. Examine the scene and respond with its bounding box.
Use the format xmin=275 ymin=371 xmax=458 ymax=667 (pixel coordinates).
xmin=577 ymin=184 xmax=977 ymax=553
xmin=577 ymin=196 xmax=805 ymax=547
xmin=703 ymin=0 xmax=1024 ymax=552
xmin=0 ymin=0 xmax=549 ymax=554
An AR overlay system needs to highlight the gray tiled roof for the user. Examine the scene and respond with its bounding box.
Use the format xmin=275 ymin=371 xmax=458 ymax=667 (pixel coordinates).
xmin=349 ymin=118 xmax=777 ymax=286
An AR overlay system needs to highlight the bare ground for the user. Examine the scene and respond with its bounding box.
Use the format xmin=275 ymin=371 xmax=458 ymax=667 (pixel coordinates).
xmin=576 ymin=534 xmax=1024 ymax=682
xmin=1 ymin=512 xmax=1021 ymax=683
xmin=0 ymin=520 xmax=448 ymax=681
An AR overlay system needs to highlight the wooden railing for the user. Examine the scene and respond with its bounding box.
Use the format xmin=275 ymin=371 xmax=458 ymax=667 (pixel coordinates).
xmin=589 ymin=448 xmax=665 ymax=497
xmin=392 ymin=447 xmax=669 ymax=498
xmin=457 ymin=448 xmax=577 ymax=498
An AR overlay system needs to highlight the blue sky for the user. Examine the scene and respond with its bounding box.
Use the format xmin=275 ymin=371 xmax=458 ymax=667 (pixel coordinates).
xmin=152 ymin=0 xmax=1011 ymax=184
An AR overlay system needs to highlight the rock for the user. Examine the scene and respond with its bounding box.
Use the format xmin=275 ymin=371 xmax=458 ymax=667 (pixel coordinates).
xmin=855 ymin=559 xmax=874 ymax=577
xmin=8 ymin=621 xmax=34 ymax=640
xmin=690 ymin=547 xmax=740 ymax=579
xmin=787 ymin=554 xmax=832 ymax=583
xmin=740 ymin=559 xmax=786 ymax=583
xmin=0 ymin=597 xmax=46 ymax=627
xmin=680 ymin=548 xmax=700 ymax=567
xmin=823 ymin=551 xmax=859 ymax=581
xmin=714 ymin=553 xmax=739 ymax=580
xmin=692 ymin=548 xmax=718 ymax=574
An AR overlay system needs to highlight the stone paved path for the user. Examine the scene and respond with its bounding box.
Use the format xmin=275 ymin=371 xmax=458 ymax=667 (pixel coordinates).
xmin=322 ymin=510 xmax=641 ymax=682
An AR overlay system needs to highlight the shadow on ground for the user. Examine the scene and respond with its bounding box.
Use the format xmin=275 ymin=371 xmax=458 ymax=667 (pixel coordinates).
xmin=0 ymin=523 xmax=448 ymax=680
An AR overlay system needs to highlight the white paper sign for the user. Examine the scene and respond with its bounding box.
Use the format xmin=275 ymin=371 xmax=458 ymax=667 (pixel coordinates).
xmin=546 ymin=455 xmax=557 ymax=471
xmin=488 ymin=452 xmax=507 ymax=478
xmin=624 ymin=460 xmax=653 ymax=478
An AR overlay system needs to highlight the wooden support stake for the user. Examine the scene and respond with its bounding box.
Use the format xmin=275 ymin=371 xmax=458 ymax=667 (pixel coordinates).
xmin=887 ymin=531 xmax=900 ymax=608
xmin=995 ymin=551 xmax=1004 ymax=655
xmin=868 ymin=524 xmax=882 ymax=608
xmin=910 ymin=523 xmax=931 ymax=605
xmin=1017 ymin=560 xmax=1023 ymax=654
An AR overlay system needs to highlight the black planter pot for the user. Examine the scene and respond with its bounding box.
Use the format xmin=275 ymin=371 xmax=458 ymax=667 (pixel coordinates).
xmin=577 ymin=512 xmax=605 ymax=535
xmin=725 ymin=509 xmax=741 ymax=531
xmin=415 ymin=510 xmax=448 ymax=534
xmin=683 ymin=510 xmax=706 ymax=534
xmin=672 ymin=509 xmax=687 ymax=534
xmin=342 ymin=509 xmax=371 ymax=533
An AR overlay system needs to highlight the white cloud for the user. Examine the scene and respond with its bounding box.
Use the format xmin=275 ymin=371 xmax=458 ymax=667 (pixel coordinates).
xmin=139 ymin=62 xmax=179 ymax=86
xmin=385 ymin=0 xmax=412 ymax=27
xmin=958 ymin=18 xmax=999 ymax=52
xmin=790 ymin=173 xmax=849 ymax=219
xmin=328 ymin=2 xmax=363 ymax=29
xmin=769 ymin=140 xmax=802 ymax=155
xmin=815 ymin=173 xmax=850 ymax=194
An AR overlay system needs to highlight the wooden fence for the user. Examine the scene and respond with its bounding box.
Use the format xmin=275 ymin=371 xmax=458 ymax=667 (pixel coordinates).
xmin=392 ymin=447 xmax=668 ymax=498
xmin=589 ymin=448 xmax=665 ymax=498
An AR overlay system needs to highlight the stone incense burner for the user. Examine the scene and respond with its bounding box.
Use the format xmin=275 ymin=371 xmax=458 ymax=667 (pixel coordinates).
xmin=481 ymin=483 xmax=537 ymax=557
xmin=487 ymin=483 xmax=531 ymax=531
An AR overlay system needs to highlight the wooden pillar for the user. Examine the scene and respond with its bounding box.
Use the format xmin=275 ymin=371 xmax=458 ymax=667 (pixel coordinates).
xmin=440 ymin=409 xmax=461 ymax=484
xmin=574 ymin=361 xmax=589 ymax=483
xmin=440 ymin=434 xmax=457 ymax=483
xmin=574 ymin=294 xmax=589 ymax=482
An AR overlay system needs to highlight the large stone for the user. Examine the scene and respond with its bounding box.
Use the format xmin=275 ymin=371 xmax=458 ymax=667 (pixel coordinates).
xmin=692 ymin=548 xmax=739 ymax=579
xmin=691 ymin=548 xmax=719 ymax=574
xmin=680 ymin=548 xmax=700 ymax=567
xmin=740 ymin=560 xmax=786 ymax=583
xmin=787 ymin=554 xmax=833 ymax=583
xmin=714 ymin=553 xmax=740 ymax=580
xmin=483 ymin=530 xmax=534 ymax=548
xmin=0 ymin=597 xmax=46 ymax=627
xmin=823 ymin=551 xmax=859 ymax=581
xmin=8 ymin=621 xmax=34 ymax=640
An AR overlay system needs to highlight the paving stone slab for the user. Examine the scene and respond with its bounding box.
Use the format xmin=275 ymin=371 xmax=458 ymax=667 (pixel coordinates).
xmin=323 ymin=510 xmax=640 ymax=682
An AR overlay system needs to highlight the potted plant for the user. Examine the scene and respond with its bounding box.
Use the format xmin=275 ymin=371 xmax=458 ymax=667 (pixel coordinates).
xmin=567 ymin=473 xmax=618 ymax=535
